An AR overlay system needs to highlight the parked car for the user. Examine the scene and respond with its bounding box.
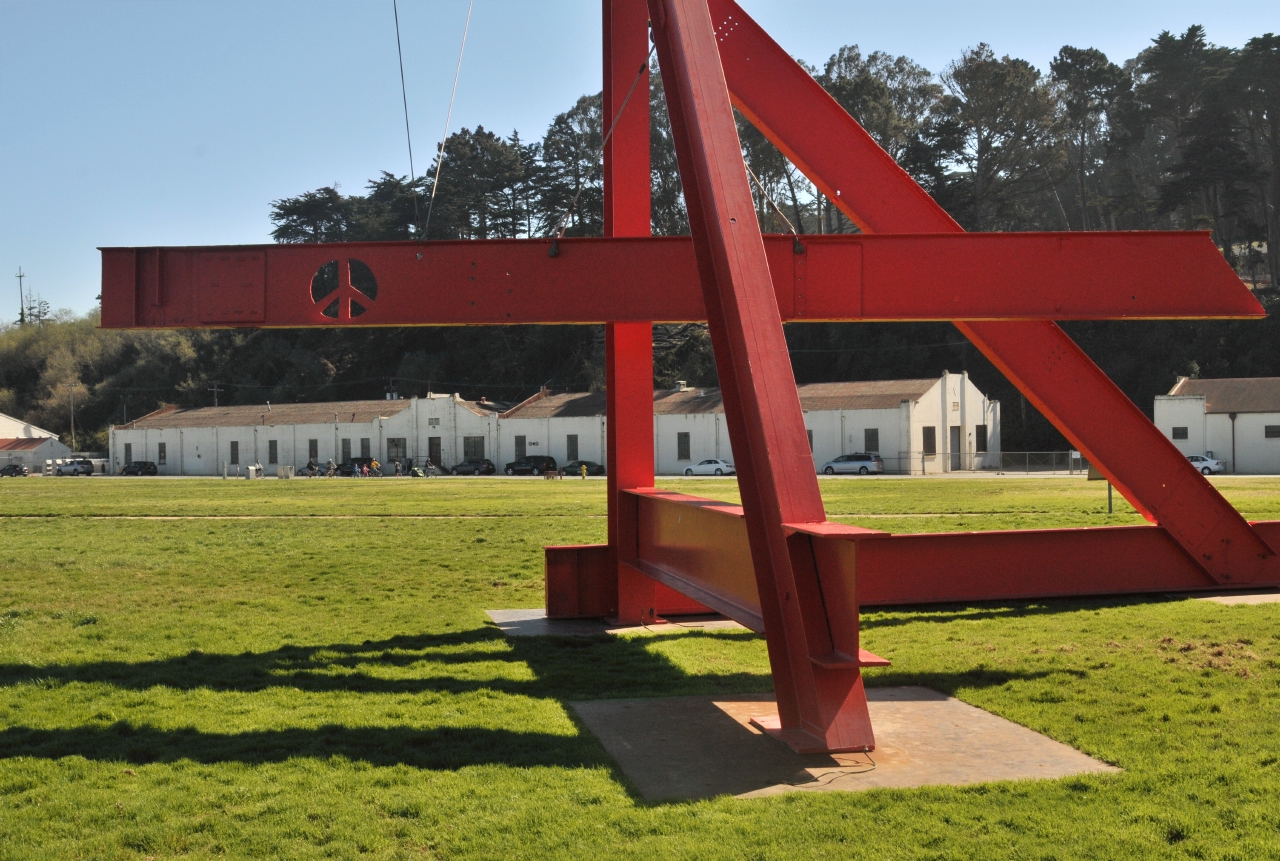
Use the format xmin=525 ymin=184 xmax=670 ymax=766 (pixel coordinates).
xmin=683 ymin=458 xmax=736 ymax=476
xmin=504 ymin=455 xmax=558 ymax=476
xmin=450 ymin=458 xmax=496 ymax=476
xmin=0 ymin=464 xmax=30 ymax=477
xmin=337 ymin=457 xmax=380 ymax=477
xmin=820 ymin=453 xmax=885 ymax=476
xmin=1187 ymin=454 xmax=1225 ymax=475
xmin=562 ymin=460 xmax=606 ymax=476
xmin=56 ymin=459 xmax=95 ymax=476
xmin=121 ymin=461 xmax=158 ymax=476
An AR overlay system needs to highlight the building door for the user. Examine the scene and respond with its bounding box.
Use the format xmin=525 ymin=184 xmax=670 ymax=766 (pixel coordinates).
xmin=950 ymin=426 xmax=962 ymax=470
xmin=124 ymin=443 xmax=132 ymax=465
xmin=428 ymin=437 xmax=441 ymax=468
xmin=514 ymin=436 xmax=526 ymax=460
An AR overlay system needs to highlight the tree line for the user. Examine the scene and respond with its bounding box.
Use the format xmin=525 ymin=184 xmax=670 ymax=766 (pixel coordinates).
xmin=2 ymin=26 xmax=1277 ymax=452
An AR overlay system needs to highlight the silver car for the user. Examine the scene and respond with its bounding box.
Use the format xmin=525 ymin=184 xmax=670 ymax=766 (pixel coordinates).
xmin=1187 ymin=454 xmax=1225 ymax=475
xmin=684 ymin=459 xmax=735 ymax=476
xmin=55 ymin=459 xmax=94 ymax=476
xmin=821 ymin=453 xmax=884 ymax=475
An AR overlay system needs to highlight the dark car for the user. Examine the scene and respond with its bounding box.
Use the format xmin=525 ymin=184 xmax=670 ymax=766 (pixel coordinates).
xmin=121 ymin=461 xmax=158 ymax=476
xmin=562 ymin=460 xmax=605 ymax=476
xmin=450 ymin=459 xmax=496 ymax=476
xmin=0 ymin=464 xmax=30 ymax=477
xmin=504 ymin=455 xmax=558 ymax=476
xmin=337 ymin=457 xmax=380 ymax=477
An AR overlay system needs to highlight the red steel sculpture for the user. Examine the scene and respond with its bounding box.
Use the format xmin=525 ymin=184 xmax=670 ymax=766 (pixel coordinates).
xmin=100 ymin=0 xmax=1279 ymax=753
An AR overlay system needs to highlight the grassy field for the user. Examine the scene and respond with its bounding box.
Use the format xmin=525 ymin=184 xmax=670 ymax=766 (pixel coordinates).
xmin=1 ymin=476 xmax=1278 ymax=859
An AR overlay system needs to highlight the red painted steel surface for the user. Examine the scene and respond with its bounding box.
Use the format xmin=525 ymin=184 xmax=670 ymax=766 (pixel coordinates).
xmin=99 ymin=233 xmax=1260 ymax=329
xmin=622 ymin=488 xmax=1280 ymax=607
xmin=603 ymin=0 xmax=664 ymax=625
xmin=712 ymin=0 xmax=1278 ymax=585
xmin=650 ymin=0 xmax=874 ymax=753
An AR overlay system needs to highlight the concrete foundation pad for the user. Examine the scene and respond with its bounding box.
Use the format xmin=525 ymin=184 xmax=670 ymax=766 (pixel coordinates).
xmin=1191 ymin=589 xmax=1280 ymax=605
xmin=486 ymin=608 xmax=745 ymax=637
xmin=572 ymin=688 xmax=1118 ymax=800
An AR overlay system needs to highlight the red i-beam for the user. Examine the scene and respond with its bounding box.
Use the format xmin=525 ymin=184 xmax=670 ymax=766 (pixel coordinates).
xmin=98 ymin=0 xmax=1279 ymax=754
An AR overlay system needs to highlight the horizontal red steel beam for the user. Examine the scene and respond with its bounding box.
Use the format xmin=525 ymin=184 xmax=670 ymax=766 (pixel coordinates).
xmin=623 ymin=489 xmax=1280 ymax=613
xmin=99 ymin=232 xmax=1260 ymax=329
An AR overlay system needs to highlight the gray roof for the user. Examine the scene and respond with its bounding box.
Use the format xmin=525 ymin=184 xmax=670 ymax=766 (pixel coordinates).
xmin=1168 ymin=377 xmax=1280 ymax=414
xmin=502 ymin=379 xmax=939 ymax=419
xmin=121 ymin=399 xmax=414 ymax=429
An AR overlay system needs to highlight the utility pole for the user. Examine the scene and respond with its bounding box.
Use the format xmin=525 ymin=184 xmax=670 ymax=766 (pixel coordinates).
xmin=209 ymin=381 xmax=223 ymax=407
xmin=69 ymin=388 xmax=76 ymax=452
xmin=385 ymin=376 xmax=398 ymax=400
xmin=15 ymin=268 xmax=25 ymax=326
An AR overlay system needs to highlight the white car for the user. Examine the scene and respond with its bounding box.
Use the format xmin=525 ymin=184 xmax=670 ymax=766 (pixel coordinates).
xmin=684 ymin=459 xmax=736 ymax=476
xmin=820 ymin=453 xmax=885 ymax=475
xmin=1187 ymin=454 xmax=1225 ymax=475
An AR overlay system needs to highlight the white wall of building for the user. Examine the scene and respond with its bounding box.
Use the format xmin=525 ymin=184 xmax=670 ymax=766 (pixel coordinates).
xmin=0 ymin=412 xmax=57 ymax=440
xmin=1154 ymin=394 xmax=1280 ymax=474
xmin=109 ymin=375 xmax=1002 ymax=476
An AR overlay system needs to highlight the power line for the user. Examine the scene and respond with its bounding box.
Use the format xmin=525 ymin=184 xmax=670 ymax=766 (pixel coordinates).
xmin=423 ymin=0 xmax=474 ymax=238
xmin=392 ymin=0 xmax=424 ymax=236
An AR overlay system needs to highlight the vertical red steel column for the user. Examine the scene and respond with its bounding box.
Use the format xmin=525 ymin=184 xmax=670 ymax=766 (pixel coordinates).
xmin=603 ymin=0 xmax=659 ymax=624
xmin=648 ymin=0 xmax=874 ymax=751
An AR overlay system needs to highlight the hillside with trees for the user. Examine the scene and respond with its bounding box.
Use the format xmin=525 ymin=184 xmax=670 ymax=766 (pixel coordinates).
xmin=2 ymin=26 xmax=1276 ymax=452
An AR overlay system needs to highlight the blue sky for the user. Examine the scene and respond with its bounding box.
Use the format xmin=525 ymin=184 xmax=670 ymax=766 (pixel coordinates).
xmin=2 ymin=0 xmax=1275 ymax=315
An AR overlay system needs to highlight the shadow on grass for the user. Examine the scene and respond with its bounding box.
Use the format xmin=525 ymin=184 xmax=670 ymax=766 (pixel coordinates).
xmin=861 ymin=594 xmax=1180 ymax=631
xmin=0 ymin=628 xmax=770 ymax=701
xmin=0 ymin=723 xmax=610 ymax=770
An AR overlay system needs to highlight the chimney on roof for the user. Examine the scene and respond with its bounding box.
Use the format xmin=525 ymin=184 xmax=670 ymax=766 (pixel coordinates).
xmin=676 ymin=381 xmax=688 ymax=392
xmin=480 ymin=397 xmax=488 ymax=404
xmin=267 ymin=401 xmax=271 ymax=411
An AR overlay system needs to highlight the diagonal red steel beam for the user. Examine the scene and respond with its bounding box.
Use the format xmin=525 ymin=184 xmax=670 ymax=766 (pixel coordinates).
xmin=710 ymin=0 xmax=1277 ymax=583
xmin=648 ymin=0 xmax=873 ymax=752
xmin=99 ymin=232 xmax=1260 ymax=328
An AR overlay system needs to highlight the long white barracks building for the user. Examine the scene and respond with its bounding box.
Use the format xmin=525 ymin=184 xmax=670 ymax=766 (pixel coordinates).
xmin=109 ymin=372 xmax=999 ymax=476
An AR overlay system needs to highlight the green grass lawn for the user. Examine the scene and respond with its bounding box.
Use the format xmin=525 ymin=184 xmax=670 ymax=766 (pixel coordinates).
xmin=1 ymin=477 xmax=1278 ymax=859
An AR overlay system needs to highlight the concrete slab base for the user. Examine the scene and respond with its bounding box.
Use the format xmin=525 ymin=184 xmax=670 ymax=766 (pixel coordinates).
xmin=572 ymin=688 xmax=1118 ymax=801
xmin=486 ymin=608 xmax=746 ymax=637
xmin=1191 ymin=589 xmax=1280 ymax=605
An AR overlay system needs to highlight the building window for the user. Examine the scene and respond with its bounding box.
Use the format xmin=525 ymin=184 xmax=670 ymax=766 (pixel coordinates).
xmin=157 ymin=442 xmax=166 ymax=465
xmin=341 ymin=439 xmax=351 ymax=462
xmin=864 ymin=428 xmax=879 ymax=453
xmin=952 ymin=401 xmax=960 ymax=412
xmin=387 ymin=438 xmax=407 ymax=460
xmin=360 ymin=438 xmax=371 ymax=459
xmin=124 ymin=443 xmax=132 ymax=464
xmin=566 ymin=434 xmax=579 ymax=462
xmin=268 ymin=440 xmax=278 ymax=464
xmin=308 ymin=439 xmax=318 ymax=461
xmin=1266 ymin=426 xmax=1280 ymax=439
xmin=922 ymin=426 xmax=937 ymax=455
xmin=806 ymin=429 xmax=814 ymax=451
xmin=514 ymin=435 xmax=527 ymax=460
xmin=975 ymin=425 xmax=988 ymax=453
xmin=427 ymin=417 xmax=440 ymax=427
xmin=677 ymin=432 xmax=691 ymax=461
xmin=230 ymin=441 xmax=239 ymax=465
xmin=463 ymin=436 xmax=485 ymax=460
xmin=1172 ymin=427 xmax=1189 ymax=440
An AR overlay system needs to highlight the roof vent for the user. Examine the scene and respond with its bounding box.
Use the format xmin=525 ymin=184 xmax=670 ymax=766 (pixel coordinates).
xmin=676 ymin=381 xmax=688 ymax=392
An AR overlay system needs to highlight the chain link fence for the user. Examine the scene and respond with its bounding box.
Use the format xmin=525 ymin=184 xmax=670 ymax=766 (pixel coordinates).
xmin=865 ymin=451 xmax=1088 ymax=475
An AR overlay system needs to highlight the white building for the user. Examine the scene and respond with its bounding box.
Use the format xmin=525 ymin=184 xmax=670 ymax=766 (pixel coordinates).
xmin=501 ymin=372 xmax=999 ymax=475
xmin=1154 ymin=376 xmax=1280 ymax=474
xmin=0 ymin=412 xmax=71 ymax=470
xmin=109 ymin=373 xmax=999 ymax=476
xmin=109 ymin=395 xmax=503 ymax=476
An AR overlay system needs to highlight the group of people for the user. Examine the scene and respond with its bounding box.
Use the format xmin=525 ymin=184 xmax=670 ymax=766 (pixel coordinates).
xmin=301 ymin=457 xmax=434 ymax=478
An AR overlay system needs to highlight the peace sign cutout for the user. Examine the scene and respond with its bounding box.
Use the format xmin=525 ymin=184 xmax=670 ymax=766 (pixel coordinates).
xmin=311 ymin=258 xmax=378 ymax=320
